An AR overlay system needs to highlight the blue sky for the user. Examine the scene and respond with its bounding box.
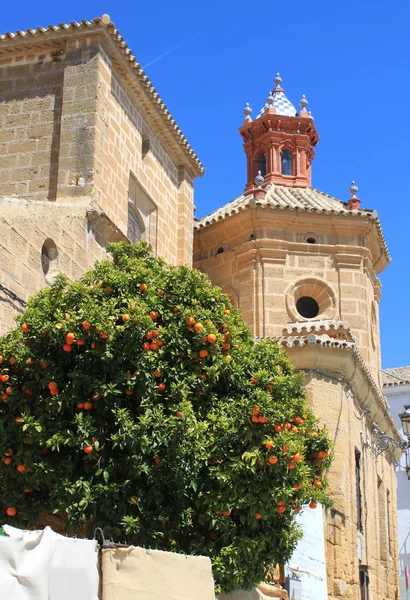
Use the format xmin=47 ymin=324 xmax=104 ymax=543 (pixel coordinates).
xmin=3 ymin=1 xmax=410 ymax=368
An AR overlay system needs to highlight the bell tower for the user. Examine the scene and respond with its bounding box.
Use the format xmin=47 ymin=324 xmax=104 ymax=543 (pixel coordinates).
xmin=240 ymin=74 xmax=319 ymax=192
xmin=194 ymin=72 xmax=401 ymax=600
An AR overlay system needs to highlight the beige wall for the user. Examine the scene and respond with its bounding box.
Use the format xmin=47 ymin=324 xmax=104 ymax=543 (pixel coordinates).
xmin=194 ymin=208 xmax=383 ymax=384
xmin=194 ymin=206 xmax=398 ymax=598
xmin=304 ymin=373 xmax=398 ymax=600
xmin=93 ymin=42 xmax=194 ymax=266
xmin=0 ymin=198 xmax=118 ymax=335
xmin=0 ymin=30 xmax=197 ymax=334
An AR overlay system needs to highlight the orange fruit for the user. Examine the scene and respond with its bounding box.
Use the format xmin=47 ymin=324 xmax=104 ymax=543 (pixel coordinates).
xmin=63 ymin=344 xmax=72 ymax=352
xmin=150 ymin=342 xmax=159 ymax=351
xmin=125 ymin=390 xmax=133 ymax=396
xmin=17 ymin=464 xmax=25 ymax=473
xmin=21 ymin=323 xmax=29 ymax=333
xmin=293 ymin=453 xmax=302 ymax=463
xmin=255 ymin=512 xmax=262 ymax=520
xmin=250 ymin=376 xmax=257 ymax=383
xmin=40 ymin=361 xmax=48 ymax=369
xmin=259 ymin=416 xmax=268 ymax=423
xmin=4 ymin=458 xmax=11 ymax=465
xmin=1 ymin=394 xmax=8 ymax=401
xmin=317 ymin=450 xmax=328 ymax=459
xmin=4 ymin=448 xmax=13 ymax=457
xmin=277 ymin=505 xmax=286 ymax=514
xmin=142 ymin=342 xmax=151 ymax=351
xmin=251 ymin=416 xmax=260 ymax=423
xmin=222 ymin=510 xmax=231 ymax=517
xmin=15 ymin=417 xmax=23 ymax=425
xmin=194 ymin=323 xmax=204 ymax=333
xmin=186 ymin=317 xmax=195 ymax=326
xmin=149 ymin=311 xmax=158 ymax=320
xmin=274 ymin=424 xmax=282 ymax=433
xmin=207 ymin=334 xmax=217 ymax=344
xmin=139 ymin=283 xmax=148 ymax=292
xmin=225 ymin=355 xmax=232 ymax=362
xmin=0 ymin=356 xmax=2 ymax=364
xmin=158 ymin=290 xmax=165 ymax=296
xmin=82 ymin=320 xmax=91 ymax=330
xmin=224 ymin=309 xmax=231 ymax=315
xmin=309 ymin=501 xmax=317 ymax=509
xmin=83 ymin=401 xmax=93 ymax=410
xmin=6 ymin=507 xmax=16 ymax=517
xmin=268 ymin=456 xmax=278 ymax=465
xmin=222 ymin=343 xmax=231 ymax=351
xmin=199 ymin=350 xmax=209 ymax=358
xmin=48 ymin=381 xmax=58 ymax=390
xmin=176 ymin=411 xmax=183 ymax=418
xmin=65 ymin=332 xmax=75 ymax=345
xmin=292 ymin=483 xmax=302 ymax=489
xmin=122 ymin=314 xmax=130 ymax=322
xmin=91 ymin=396 xmax=100 ymax=402
xmin=282 ymin=445 xmax=288 ymax=454
xmin=26 ymin=358 xmax=33 ymax=365
xmin=76 ymin=402 xmax=84 ymax=409
xmin=9 ymin=357 xmax=15 ymax=365
xmin=154 ymin=456 xmax=160 ymax=465
xmin=284 ymin=422 xmax=291 ymax=430
xmin=288 ymin=461 xmax=296 ymax=470
xmin=84 ymin=445 xmax=93 ymax=454
xmin=252 ymin=406 xmax=260 ymax=416
xmin=291 ymin=426 xmax=298 ymax=434
xmin=172 ymin=307 xmax=179 ymax=313
xmin=154 ymin=370 xmax=161 ymax=378
xmin=313 ymin=481 xmax=323 ymax=488
xmin=265 ymin=441 xmax=273 ymax=450
xmin=294 ymin=506 xmax=301 ymax=513
xmin=157 ymin=383 xmax=166 ymax=392
xmin=1 ymin=374 xmax=9 ymax=383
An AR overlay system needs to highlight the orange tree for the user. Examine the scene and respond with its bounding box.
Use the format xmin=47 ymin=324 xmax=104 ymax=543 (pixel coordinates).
xmin=0 ymin=242 xmax=332 ymax=593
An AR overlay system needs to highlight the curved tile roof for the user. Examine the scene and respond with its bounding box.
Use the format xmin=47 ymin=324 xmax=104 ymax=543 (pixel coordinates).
xmin=382 ymin=366 xmax=410 ymax=387
xmin=195 ymin=183 xmax=390 ymax=263
xmin=0 ymin=15 xmax=204 ymax=176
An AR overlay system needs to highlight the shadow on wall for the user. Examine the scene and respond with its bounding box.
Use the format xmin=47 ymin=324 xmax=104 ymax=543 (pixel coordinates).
xmin=0 ymin=56 xmax=65 ymax=201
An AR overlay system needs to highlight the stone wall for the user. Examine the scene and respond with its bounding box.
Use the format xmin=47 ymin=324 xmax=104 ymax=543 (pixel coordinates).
xmin=194 ymin=206 xmax=399 ymax=599
xmin=93 ymin=39 xmax=194 ymax=266
xmin=0 ymin=196 xmax=125 ymax=335
xmin=194 ymin=207 xmax=383 ymax=384
xmin=304 ymin=373 xmax=398 ymax=600
xmin=0 ymin=29 xmax=198 ymax=334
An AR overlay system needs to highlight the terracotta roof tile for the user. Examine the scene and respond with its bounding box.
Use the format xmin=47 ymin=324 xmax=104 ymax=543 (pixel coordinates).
xmin=196 ymin=183 xmax=390 ymax=263
xmin=382 ymin=366 xmax=410 ymax=387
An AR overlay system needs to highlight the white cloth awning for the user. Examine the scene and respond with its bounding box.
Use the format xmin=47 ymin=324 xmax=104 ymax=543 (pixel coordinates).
xmin=0 ymin=525 xmax=99 ymax=600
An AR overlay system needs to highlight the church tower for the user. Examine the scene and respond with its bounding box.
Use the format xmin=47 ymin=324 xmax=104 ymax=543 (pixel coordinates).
xmin=194 ymin=75 xmax=402 ymax=600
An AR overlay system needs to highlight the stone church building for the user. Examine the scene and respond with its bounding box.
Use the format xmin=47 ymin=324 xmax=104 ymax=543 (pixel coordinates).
xmin=194 ymin=76 xmax=403 ymax=599
xmin=0 ymin=15 xmax=403 ymax=600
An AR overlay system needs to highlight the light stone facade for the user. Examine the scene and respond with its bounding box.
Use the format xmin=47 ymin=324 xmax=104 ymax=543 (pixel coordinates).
xmin=194 ymin=81 xmax=402 ymax=598
xmin=0 ymin=15 xmax=203 ymax=335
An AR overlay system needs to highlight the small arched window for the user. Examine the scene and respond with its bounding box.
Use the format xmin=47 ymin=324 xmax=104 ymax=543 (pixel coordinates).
xmin=281 ymin=149 xmax=293 ymax=175
xmin=257 ymin=153 xmax=266 ymax=177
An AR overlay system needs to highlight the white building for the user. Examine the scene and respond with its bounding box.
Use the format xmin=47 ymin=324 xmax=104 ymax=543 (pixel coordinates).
xmin=383 ymin=367 xmax=410 ymax=600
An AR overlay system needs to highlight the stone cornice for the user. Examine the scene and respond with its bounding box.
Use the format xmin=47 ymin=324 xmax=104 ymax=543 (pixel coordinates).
xmin=284 ymin=343 xmax=403 ymax=459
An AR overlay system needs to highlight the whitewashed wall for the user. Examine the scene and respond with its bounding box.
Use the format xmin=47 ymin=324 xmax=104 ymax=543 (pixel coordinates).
xmin=285 ymin=504 xmax=328 ymax=599
xmin=384 ymin=382 xmax=410 ymax=600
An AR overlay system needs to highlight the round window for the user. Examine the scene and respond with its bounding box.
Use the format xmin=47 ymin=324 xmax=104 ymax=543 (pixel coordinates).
xmin=296 ymin=296 xmax=320 ymax=319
